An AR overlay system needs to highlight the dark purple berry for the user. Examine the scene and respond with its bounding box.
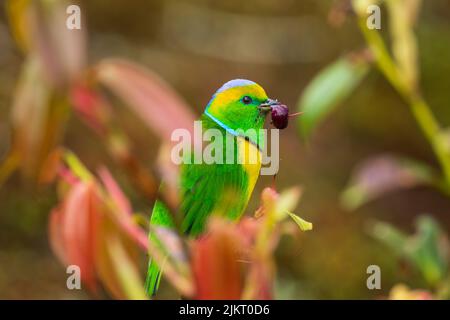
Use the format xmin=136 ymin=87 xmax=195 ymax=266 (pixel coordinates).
xmin=271 ymin=104 xmax=289 ymax=129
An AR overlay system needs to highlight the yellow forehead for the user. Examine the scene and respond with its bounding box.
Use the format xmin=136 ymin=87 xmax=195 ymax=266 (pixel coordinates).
xmin=208 ymin=83 xmax=268 ymax=112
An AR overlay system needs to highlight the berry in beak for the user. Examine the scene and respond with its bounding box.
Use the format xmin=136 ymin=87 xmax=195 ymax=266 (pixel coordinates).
xmin=271 ymin=104 xmax=289 ymax=129
xmin=259 ymin=99 xmax=289 ymax=129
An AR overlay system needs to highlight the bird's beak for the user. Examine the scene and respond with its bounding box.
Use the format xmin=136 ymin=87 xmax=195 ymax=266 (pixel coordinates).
xmin=258 ymin=98 xmax=279 ymax=112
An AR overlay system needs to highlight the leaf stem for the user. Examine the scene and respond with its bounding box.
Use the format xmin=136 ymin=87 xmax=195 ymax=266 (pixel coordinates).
xmin=358 ymin=19 xmax=450 ymax=190
xmin=408 ymin=95 xmax=450 ymax=188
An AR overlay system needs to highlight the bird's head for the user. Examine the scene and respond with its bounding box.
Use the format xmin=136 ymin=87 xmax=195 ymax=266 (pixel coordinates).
xmin=204 ymin=79 xmax=281 ymax=133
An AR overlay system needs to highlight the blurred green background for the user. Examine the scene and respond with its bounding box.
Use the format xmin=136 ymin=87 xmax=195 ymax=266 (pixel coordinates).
xmin=1 ymin=0 xmax=450 ymax=299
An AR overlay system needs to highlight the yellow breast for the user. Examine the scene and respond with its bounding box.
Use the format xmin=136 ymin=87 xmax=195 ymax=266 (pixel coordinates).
xmin=237 ymin=136 xmax=262 ymax=201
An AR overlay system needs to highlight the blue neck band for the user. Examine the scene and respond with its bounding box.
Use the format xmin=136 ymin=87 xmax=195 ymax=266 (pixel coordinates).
xmin=204 ymin=110 xmax=239 ymax=137
xmin=204 ymin=109 xmax=262 ymax=151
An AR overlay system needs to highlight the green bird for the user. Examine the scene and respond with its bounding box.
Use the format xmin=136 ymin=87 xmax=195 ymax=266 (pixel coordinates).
xmin=146 ymin=79 xmax=282 ymax=296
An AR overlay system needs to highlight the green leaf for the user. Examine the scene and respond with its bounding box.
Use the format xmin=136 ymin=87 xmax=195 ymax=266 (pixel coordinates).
xmin=107 ymin=236 xmax=148 ymax=300
xmin=371 ymin=221 xmax=408 ymax=255
xmin=371 ymin=216 xmax=449 ymax=287
xmin=63 ymin=151 xmax=93 ymax=182
xmin=274 ymin=187 xmax=302 ymax=221
xmin=286 ymin=211 xmax=313 ymax=232
xmin=406 ymin=216 xmax=449 ymax=286
xmin=298 ymin=56 xmax=369 ymax=138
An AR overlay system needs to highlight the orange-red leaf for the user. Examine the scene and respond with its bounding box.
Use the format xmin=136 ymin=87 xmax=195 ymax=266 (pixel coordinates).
xmin=191 ymin=218 xmax=244 ymax=300
xmin=95 ymin=59 xmax=196 ymax=141
xmin=61 ymin=181 xmax=100 ymax=293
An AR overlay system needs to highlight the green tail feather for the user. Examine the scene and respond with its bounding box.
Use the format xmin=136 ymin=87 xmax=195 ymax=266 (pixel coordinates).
xmin=146 ymin=200 xmax=173 ymax=297
xmin=145 ymin=259 xmax=161 ymax=296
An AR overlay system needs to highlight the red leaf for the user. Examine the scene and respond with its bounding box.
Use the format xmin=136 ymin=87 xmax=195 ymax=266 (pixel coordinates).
xmin=98 ymin=167 xmax=149 ymax=252
xmin=95 ymin=59 xmax=196 ymax=141
xmin=48 ymin=206 xmax=67 ymax=265
xmin=8 ymin=55 xmax=70 ymax=183
xmin=342 ymin=154 xmax=436 ymax=209
xmin=98 ymin=167 xmax=132 ymax=216
xmin=191 ymin=218 xmax=244 ymax=299
xmin=49 ymin=161 xmax=151 ymax=298
xmin=61 ymin=181 xmax=100 ymax=292
xmin=70 ymin=83 xmax=111 ymax=134
xmin=28 ymin=1 xmax=86 ymax=86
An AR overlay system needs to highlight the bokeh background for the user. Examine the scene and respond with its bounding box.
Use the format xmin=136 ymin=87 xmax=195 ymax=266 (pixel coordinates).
xmin=1 ymin=0 xmax=450 ymax=299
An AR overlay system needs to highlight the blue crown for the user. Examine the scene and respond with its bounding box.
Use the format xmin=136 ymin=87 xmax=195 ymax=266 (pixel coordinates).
xmin=216 ymin=79 xmax=256 ymax=93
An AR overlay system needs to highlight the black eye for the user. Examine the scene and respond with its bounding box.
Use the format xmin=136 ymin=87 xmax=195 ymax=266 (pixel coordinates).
xmin=242 ymin=96 xmax=253 ymax=105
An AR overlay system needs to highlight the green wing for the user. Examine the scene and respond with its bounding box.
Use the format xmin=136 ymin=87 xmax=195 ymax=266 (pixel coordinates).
xmin=146 ymin=162 xmax=249 ymax=296
xmin=146 ymin=121 xmax=254 ymax=296
xmin=150 ymin=162 xmax=249 ymax=235
xmin=180 ymin=162 xmax=249 ymax=235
